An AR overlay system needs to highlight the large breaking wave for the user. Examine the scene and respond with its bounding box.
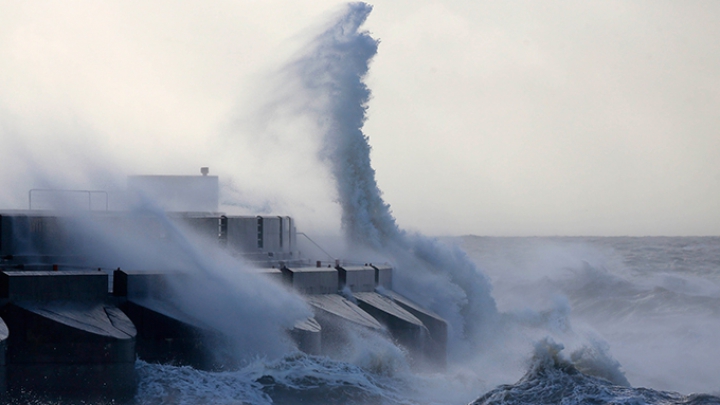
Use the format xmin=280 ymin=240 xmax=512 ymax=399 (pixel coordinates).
xmin=286 ymin=1 xmax=497 ymax=357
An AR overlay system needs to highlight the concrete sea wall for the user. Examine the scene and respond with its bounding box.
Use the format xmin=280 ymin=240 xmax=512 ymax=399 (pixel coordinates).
xmin=0 ymin=264 xmax=447 ymax=401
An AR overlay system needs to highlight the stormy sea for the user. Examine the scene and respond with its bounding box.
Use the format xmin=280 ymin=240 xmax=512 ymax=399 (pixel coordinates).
xmin=124 ymin=236 xmax=720 ymax=405
xmin=14 ymin=236 xmax=720 ymax=405
xmin=131 ymin=236 xmax=720 ymax=405
xmin=9 ymin=3 xmax=720 ymax=405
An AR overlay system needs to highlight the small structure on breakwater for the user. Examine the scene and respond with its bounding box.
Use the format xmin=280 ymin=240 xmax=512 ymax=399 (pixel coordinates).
xmin=0 ymin=170 xmax=447 ymax=401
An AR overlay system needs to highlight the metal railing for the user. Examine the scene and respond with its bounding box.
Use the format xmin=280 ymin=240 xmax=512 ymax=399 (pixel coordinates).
xmin=297 ymin=232 xmax=336 ymax=261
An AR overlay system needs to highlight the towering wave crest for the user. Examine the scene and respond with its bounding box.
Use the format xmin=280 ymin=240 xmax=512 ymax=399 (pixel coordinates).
xmin=291 ymin=3 xmax=399 ymax=249
xmin=287 ymin=2 xmax=498 ymax=354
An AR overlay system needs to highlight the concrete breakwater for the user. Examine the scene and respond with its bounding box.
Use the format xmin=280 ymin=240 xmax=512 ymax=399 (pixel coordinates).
xmin=0 ymin=173 xmax=448 ymax=401
xmin=0 ymin=264 xmax=446 ymax=401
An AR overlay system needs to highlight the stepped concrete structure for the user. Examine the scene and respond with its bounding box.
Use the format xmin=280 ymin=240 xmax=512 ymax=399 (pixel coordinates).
xmin=0 ymin=171 xmax=448 ymax=400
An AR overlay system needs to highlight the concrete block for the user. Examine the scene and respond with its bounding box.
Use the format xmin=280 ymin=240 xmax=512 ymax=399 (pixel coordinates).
xmin=337 ymin=265 xmax=375 ymax=292
xmin=281 ymin=266 xmax=338 ymax=295
xmin=372 ymin=264 xmax=393 ymax=289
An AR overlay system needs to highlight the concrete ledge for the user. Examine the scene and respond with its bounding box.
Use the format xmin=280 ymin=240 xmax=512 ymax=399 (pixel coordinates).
xmin=0 ymin=271 xmax=108 ymax=302
xmin=114 ymin=270 xmax=251 ymax=370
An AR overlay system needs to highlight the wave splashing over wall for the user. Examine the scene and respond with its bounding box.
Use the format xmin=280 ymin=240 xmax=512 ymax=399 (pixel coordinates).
xmin=286 ymin=2 xmax=497 ymax=358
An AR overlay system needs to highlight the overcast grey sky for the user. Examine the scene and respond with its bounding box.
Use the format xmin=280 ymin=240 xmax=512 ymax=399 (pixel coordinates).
xmin=1 ymin=1 xmax=719 ymax=236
